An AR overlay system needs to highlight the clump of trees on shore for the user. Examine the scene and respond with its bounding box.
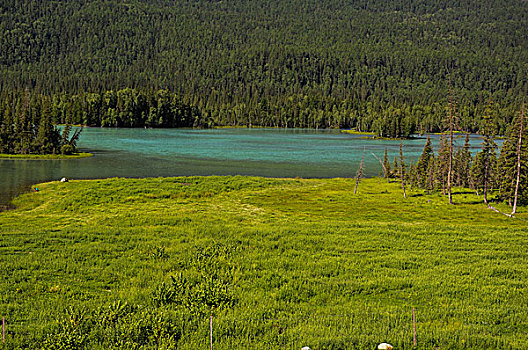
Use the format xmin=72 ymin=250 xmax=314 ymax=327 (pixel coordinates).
xmin=384 ymin=103 xmax=527 ymax=209
xmin=0 ymin=92 xmax=80 ymax=155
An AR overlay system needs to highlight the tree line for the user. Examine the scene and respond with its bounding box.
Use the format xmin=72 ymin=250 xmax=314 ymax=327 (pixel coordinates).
xmin=0 ymin=88 xmax=522 ymax=138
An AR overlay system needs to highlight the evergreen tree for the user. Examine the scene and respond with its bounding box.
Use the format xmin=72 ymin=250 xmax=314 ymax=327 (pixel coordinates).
xmin=471 ymin=108 xmax=497 ymax=204
xmin=446 ymin=78 xmax=457 ymax=204
xmin=498 ymin=103 xmax=527 ymax=209
xmin=408 ymin=160 xmax=417 ymax=190
xmin=426 ymin=157 xmax=436 ymax=192
xmin=0 ymin=99 xmax=14 ymax=153
xmin=453 ymin=133 xmax=472 ymax=188
xmin=435 ymin=135 xmax=450 ymax=194
xmin=34 ymin=99 xmax=60 ymax=154
xmin=392 ymin=156 xmax=399 ymax=180
xmin=416 ymin=136 xmax=434 ymax=189
xmin=14 ymin=91 xmax=33 ymax=155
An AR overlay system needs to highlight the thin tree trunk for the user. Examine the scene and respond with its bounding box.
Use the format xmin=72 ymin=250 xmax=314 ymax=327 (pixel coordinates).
xmin=512 ymin=102 xmax=524 ymax=215
xmin=371 ymin=152 xmax=387 ymax=184
xmin=447 ymin=76 xmax=455 ymax=204
xmin=483 ymin=157 xmax=489 ymax=204
xmin=400 ymin=142 xmax=407 ymax=199
xmin=354 ymin=151 xmax=365 ymax=194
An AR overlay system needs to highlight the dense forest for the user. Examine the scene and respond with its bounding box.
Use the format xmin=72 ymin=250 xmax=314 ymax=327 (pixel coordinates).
xmin=1 ymin=0 xmax=527 ymax=136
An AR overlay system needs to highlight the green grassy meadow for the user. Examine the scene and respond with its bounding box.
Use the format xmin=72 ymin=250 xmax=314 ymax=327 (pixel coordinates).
xmin=0 ymin=176 xmax=526 ymax=349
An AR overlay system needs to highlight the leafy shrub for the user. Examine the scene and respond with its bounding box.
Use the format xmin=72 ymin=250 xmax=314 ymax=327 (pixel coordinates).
xmin=42 ymin=307 xmax=90 ymax=350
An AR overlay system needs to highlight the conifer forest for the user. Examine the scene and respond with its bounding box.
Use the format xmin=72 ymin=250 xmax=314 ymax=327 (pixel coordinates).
xmin=0 ymin=0 xmax=527 ymax=135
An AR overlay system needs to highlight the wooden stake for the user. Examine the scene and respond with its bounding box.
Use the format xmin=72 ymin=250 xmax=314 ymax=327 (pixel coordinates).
xmin=412 ymin=308 xmax=416 ymax=347
xmin=210 ymin=315 xmax=213 ymax=350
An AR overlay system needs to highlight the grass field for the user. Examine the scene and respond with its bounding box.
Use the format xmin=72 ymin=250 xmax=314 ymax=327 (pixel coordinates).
xmin=0 ymin=176 xmax=526 ymax=349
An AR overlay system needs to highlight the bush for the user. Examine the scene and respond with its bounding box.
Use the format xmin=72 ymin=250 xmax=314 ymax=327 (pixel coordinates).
xmin=60 ymin=144 xmax=75 ymax=155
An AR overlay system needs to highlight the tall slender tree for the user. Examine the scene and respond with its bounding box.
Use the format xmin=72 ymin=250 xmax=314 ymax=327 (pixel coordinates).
xmin=399 ymin=142 xmax=407 ymax=199
xmin=471 ymin=103 xmax=497 ymax=204
xmin=511 ymin=102 xmax=525 ymax=214
xmin=454 ymin=133 xmax=472 ymax=188
xmin=354 ymin=150 xmax=365 ymax=194
xmin=498 ymin=101 xmax=527 ymax=211
xmin=436 ymin=135 xmax=450 ymax=195
xmin=382 ymin=147 xmax=391 ymax=183
xmin=446 ymin=76 xmax=457 ymax=204
xmin=416 ymin=136 xmax=434 ymax=189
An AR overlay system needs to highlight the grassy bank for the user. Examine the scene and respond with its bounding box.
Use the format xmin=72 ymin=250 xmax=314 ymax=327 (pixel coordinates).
xmin=0 ymin=177 xmax=526 ymax=349
xmin=341 ymin=130 xmax=375 ymax=136
xmin=0 ymin=152 xmax=93 ymax=160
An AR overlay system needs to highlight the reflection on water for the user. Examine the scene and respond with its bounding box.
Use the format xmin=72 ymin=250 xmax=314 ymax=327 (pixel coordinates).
xmin=0 ymin=128 xmax=490 ymax=207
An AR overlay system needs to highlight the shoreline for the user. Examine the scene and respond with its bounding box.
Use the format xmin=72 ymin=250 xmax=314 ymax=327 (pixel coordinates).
xmin=0 ymin=152 xmax=93 ymax=160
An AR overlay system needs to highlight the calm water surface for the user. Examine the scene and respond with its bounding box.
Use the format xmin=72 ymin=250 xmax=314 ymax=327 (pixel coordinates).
xmin=0 ymin=128 xmax=487 ymax=207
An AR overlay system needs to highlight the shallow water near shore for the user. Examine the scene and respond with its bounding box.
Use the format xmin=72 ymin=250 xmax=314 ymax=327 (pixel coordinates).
xmin=0 ymin=128 xmax=487 ymax=207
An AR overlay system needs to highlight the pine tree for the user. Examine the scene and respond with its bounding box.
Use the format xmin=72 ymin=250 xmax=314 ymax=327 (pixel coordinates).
xmin=15 ymin=91 xmax=33 ymax=155
xmin=408 ymin=160 xmax=417 ymax=189
xmin=498 ymin=102 xmax=527 ymax=209
xmin=1 ymin=97 xmax=16 ymax=154
xmin=416 ymin=136 xmax=434 ymax=189
xmin=446 ymin=78 xmax=457 ymax=204
xmin=426 ymin=157 xmax=436 ymax=191
xmin=392 ymin=156 xmax=399 ymax=180
xmin=435 ymin=135 xmax=450 ymax=194
xmin=453 ymin=133 xmax=472 ymax=187
xmin=0 ymin=99 xmax=11 ymax=153
xmin=34 ymin=99 xmax=60 ymax=154
xmin=471 ymin=106 xmax=497 ymax=204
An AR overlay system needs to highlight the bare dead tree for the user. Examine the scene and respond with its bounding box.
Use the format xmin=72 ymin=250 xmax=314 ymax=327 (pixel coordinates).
xmin=354 ymin=150 xmax=365 ymax=194
xmin=447 ymin=75 xmax=456 ymax=205
xmin=512 ymin=101 xmax=525 ymax=215
xmin=400 ymin=142 xmax=407 ymax=199
xmin=372 ymin=152 xmax=387 ymax=182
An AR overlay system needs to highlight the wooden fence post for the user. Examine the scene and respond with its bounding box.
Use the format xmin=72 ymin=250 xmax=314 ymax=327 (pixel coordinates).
xmin=412 ymin=307 xmax=416 ymax=347
xmin=210 ymin=315 xmax=213 ymax=350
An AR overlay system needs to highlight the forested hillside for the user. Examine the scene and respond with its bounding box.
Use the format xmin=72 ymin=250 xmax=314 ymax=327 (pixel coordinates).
xmin=1 ymin=0 xmax=527 ymax=135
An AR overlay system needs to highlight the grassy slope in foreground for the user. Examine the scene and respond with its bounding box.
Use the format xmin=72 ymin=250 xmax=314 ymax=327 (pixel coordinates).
xmin=0 ymin=152 xmax=93 ymax=159
xmin=0 ymin=177 xmax=527 ymax=349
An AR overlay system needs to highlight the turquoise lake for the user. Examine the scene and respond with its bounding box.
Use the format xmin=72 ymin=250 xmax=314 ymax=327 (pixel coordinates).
xmin=0 ymin=128 xmax=486 ymax=207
